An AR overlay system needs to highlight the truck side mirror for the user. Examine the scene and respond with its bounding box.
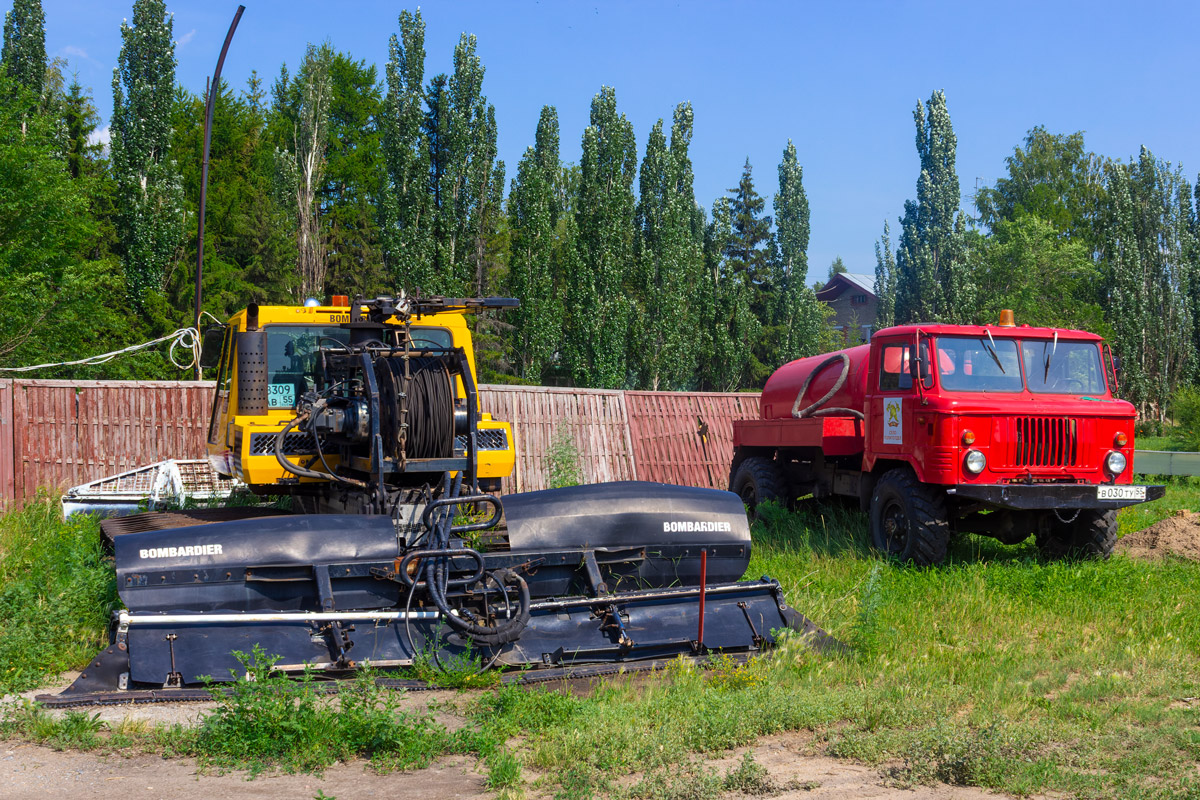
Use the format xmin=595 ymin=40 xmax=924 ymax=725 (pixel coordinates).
xmin=199 ymin=324 xmax=227 ymax=369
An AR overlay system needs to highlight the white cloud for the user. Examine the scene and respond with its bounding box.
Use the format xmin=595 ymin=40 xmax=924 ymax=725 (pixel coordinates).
xmin=176 ymin=28 xmax=197 ymax=48
xmin=59 ymin=45 xmax=101 ymax=67
xmin=88 ymin=126 xmax=111 ymax=154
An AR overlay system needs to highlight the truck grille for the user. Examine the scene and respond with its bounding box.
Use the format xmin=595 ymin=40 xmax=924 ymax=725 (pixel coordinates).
xmin=456 ymin=429 xmax=509 ymax=451
xmin=249 ymin=431 xmax=323 ymax=456
xmin=1013 ymin=417 xmax=1078 ymax=467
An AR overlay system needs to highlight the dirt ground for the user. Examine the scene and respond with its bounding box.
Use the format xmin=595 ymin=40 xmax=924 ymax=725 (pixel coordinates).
xmin=0 ymin=735 xmax=1013 ymax=800
xmin=3 ymin=677 xmax=1020 ymax=800
xmin=1118 ymin=509 xmax=1200 ymax=561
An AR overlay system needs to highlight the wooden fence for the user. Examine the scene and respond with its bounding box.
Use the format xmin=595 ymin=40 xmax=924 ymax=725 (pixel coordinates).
xmin=0 ymin=380 xmax=760 ymax=505
xmin=5 ymin=379 xmax=1190 ymax=507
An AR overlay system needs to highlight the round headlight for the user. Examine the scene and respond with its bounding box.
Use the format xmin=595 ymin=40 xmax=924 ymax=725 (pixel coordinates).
xmin=965 ymin=449 xmax=986 ymax=474
xmin=1106 ymin=450 xmax=1127 ymax=476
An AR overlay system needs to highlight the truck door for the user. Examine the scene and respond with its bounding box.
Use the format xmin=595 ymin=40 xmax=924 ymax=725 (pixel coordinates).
xmin=867 ymin=336 xmax=929 ymax=465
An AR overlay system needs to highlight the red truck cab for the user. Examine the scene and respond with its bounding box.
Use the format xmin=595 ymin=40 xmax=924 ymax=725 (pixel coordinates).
xmin=731 ymin=316 xmax=1164 ymax=564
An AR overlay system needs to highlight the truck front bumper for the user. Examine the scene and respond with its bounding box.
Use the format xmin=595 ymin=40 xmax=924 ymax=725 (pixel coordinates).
xmin=947 ymin=483 xmax=1166 ymax=511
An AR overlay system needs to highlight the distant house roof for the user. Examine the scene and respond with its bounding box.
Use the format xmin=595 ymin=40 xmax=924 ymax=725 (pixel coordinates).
xmin=815 ymin=271 xmax=876 ymax=300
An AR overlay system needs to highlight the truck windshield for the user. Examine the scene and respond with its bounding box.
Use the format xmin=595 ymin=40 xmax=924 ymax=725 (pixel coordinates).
xmin=935 ymin=336 xmax=1023 ymax=392
xmin=1021 ymin=340 xmax=1106 ymax=394
xmin=263 ymin=325 xmax=452 ymax=409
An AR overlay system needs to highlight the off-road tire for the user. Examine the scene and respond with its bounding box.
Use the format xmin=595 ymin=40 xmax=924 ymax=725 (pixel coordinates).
xmin=868 ymin=468 xmax=950 ymax=566
xmin=1036 ymin=509 xmax=1117 ymax=560
xmin=730 ymin=456 xmax=783 ymax=519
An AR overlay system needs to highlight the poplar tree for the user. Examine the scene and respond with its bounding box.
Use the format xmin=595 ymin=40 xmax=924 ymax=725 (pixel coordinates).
xmin=380 ymin=9 xmax=432 ymax=288
xmin=423 ymin=33 xmax=503 ymax=297
xmin=566 ymin=86 xmax=636 ymax=388
xmin=633 ymin=102 xmax=704 ymax=390
xmin=507 ymin=106 xmax=562 ymax=380
xmin=873 ymin=221 xmax=897 ymax=329
xmin=774 ymin=140 xmax=828 ymax=362
xmin=1104 ymin=149 xmax=1195 ymax=419
xmin=894 ymin=90 xmax=969 ymax=323
xmin=110 ymin=0 xmax=183 ymax=304
xmin=1 ymin=0 xmax=46 ymax=104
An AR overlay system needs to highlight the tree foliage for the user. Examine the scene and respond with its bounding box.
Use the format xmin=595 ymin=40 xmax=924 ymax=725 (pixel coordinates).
xmin=110 ymin=0 xmax=183 ymax=305
xmin=1 ymin=0 xmax=45 ymax=103
xmin=894 ymin=90 xmax=969 ymax=324
xmin=566 ymin=86 xmax=637 ymax=388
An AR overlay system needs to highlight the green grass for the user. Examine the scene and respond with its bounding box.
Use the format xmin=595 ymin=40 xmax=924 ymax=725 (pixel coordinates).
xmin=3 ymin=488 xmax=1200 ymax=797
xmin=0 ymin=496 xmax=117 ymax=692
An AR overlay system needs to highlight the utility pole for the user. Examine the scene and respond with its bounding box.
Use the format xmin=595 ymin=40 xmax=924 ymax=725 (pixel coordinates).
xmin=194 ymin=5 xmax=246 ymax=378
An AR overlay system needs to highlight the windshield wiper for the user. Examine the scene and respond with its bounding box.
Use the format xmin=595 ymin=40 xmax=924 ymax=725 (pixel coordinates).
xmin=1042 ymin=331 xmax=1058 ymax=383
xmin=982 ymin=331 xmax=1006 ymax=374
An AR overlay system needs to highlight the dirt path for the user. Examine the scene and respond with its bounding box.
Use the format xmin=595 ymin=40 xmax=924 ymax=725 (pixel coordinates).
xmin=0 ymin=735 xmax=1013 ymax=800
xmin=5 ymin=678 xmax=1018 ymax=799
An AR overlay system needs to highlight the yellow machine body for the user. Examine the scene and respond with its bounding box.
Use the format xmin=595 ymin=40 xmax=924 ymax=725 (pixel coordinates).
xmin=204 ymin=302 xmax=515 ymax=490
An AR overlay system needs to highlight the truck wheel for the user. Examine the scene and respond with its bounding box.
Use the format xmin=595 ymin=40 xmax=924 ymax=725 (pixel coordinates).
xmin=869 ymin=469 xmax=949 ymax=566
xmin=730 ymin=457 xmax=783 ymax=519
xmin=1036 ymin=510 xmax=1117 ymax=560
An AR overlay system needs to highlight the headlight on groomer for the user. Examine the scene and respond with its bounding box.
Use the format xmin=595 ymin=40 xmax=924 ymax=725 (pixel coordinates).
xmin=964 ymin=449 xmax=986 ymax=475
xmin=1105 ymin=450 xmax=1127 ymax=476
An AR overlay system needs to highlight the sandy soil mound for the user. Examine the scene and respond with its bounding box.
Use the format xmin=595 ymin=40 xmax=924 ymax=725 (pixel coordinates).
xmin=1118 ymin=510 xmax=1200 ymax=561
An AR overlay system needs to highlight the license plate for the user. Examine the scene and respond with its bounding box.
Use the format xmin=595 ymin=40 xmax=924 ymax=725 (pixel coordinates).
xmin=1097 ymin=485 xmax=1146 ymax=501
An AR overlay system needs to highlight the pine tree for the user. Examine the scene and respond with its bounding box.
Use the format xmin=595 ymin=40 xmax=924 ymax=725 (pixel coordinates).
xmin=507 ymin=105 xmax=562 ymax=380
xmin=632 ymin=102 xmax=704 ymax=390
xmin=894 ymin=90 xmax=969 ymax=324
xmin=380 ymin=9 xmax=432 ymax=289
xmin=873 ymin=220 xmax=897 ymax=329
xmin=62 ymin=77 xmax=100 ymax=180
xmin=700 ymin=194 xmax=759 ymax=391
xmin=1 ymin=0 xmax=46 ymax=103
xmin=110 ymin=0 xmax=184 ymax=305
xmin=566 ymin=86 xmax=637 ymax=388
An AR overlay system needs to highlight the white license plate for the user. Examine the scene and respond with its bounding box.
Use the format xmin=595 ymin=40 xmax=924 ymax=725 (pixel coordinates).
xmin=1097 ymin=485 xmax=1146 ymax=501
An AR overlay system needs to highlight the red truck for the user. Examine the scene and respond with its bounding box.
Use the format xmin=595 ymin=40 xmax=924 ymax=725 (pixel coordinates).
xmin=729 ymin=312 xmax=1164 ymax=564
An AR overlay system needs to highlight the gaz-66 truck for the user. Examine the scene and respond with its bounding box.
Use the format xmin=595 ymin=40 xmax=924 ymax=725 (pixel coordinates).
xmin=729 ymin=311 xmax=1164 ymax=565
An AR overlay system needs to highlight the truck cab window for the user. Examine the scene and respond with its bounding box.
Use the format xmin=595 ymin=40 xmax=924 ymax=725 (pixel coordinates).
xmin=879 ymin=343 xmax=931 ymax=391
xmin=1021 ymin=340 xmax=1107 ymax=395
xmin=936 ymin=336 xmax=1022 ymax=392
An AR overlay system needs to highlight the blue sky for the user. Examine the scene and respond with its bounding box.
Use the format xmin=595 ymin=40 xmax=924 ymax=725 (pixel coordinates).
xmin=38 ymin=0 xmax=1200 ymax=285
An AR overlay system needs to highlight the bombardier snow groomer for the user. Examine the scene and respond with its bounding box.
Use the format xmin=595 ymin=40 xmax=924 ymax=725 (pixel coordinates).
xmin=730 ymin=310 xmax=1164 ymax=566
xmin=53 ymin=294 xmax=834 ymax=704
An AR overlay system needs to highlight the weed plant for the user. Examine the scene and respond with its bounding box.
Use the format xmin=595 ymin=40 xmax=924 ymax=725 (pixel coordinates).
xmin=0 ymin=497 xmax=117 ymax=692
xmin=192 ymin=646 xmax=465 ymax=775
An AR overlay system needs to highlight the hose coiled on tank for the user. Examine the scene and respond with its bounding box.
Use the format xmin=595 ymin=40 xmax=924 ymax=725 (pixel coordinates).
xmin=789 ymin=352 xmax=866 ymax=421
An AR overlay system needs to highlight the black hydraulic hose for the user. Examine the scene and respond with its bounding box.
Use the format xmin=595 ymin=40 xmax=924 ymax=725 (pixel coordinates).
xmin=273 ymin=405 xmax=366 ymax=487
xmin=789 ymin=352 xmax=866 ymax=421
xmin=415 ymin=471 xmax=531 ymax=648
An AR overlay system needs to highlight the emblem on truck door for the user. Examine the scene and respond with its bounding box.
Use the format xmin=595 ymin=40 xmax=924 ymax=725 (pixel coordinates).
xmin=883 ymin=397 xmax=903 ymax=444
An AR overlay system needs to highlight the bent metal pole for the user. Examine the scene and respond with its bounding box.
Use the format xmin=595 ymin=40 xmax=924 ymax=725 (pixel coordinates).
xmin=194 ymin=5 xmax=246 ymax=379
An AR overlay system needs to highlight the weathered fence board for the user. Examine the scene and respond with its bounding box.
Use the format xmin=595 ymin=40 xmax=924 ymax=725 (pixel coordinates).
xmin=12 ymin=381 xmax=216 ymax=500
xmin=625 ymin=391 xmax=760 ymax=490
xmin=479 ymin=385 xmax=636 ymax=493
xmin=0 ymin=380 xmax=13 ymax=506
